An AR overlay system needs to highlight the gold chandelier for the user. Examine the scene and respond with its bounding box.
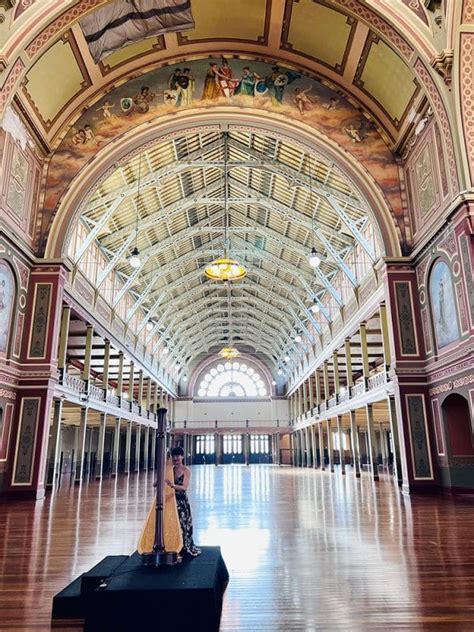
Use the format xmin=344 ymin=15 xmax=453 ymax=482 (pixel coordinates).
xmin=204 ymin=132 xmax=247 ymax=282
xmin=219 ymin=346 xmax=240 ymax=360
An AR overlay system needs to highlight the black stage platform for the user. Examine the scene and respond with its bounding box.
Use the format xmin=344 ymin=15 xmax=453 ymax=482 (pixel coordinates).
xmin=52 ymin=547 xmax=229 ymax=631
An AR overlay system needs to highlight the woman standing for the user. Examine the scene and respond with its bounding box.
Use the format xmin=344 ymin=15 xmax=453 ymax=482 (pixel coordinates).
xmin=165 ymin=446 xmax=201 ymax=557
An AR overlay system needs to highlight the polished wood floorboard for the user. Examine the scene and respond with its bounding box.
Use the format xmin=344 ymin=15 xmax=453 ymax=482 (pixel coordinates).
xmin=1 ymin=466 xmax=474 ymax=631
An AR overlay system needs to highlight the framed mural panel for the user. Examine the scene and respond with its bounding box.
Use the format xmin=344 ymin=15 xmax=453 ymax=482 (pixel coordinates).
xmin=429 ymin=260 xmax=460 ymax=350
xmin=0 ymin=260 xmax=16 ymax=355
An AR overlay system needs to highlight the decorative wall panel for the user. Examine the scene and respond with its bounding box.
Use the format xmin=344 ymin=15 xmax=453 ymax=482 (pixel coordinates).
xmin=28 ymin=284 xmax=52 ymax=359
xmin=13 ymin=397 xmax=40 ymax=485
xmin=394 ymin=282 xmax=417 ymax=355
xmin=406 ymin=394 xmax=433 ymax=480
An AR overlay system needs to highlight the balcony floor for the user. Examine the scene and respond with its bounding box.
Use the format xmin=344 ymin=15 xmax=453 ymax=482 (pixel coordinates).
xmin=1 ymin=466 xmax=474 ymax=630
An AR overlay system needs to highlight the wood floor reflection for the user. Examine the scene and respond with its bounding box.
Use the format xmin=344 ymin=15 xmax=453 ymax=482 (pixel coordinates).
xmin=1 ymin=466 xmax=474 ymax=631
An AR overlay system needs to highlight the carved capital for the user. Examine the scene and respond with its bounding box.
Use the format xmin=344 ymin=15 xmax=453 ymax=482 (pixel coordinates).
xmin=431 ymin=49 xmax=454 ymax=86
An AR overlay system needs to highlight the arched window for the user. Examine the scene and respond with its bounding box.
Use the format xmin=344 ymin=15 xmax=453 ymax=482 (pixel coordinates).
xmin=196 ymin=361 xmax=268 ymax=398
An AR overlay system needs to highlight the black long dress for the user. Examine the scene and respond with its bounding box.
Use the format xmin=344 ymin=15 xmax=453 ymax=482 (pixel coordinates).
xmin=174 ymin=469 xmax=201 ymax=557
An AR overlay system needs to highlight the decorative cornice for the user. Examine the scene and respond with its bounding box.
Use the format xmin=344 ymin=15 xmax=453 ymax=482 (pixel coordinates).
xmin=430 ymin=49 xmax=454 ymax=86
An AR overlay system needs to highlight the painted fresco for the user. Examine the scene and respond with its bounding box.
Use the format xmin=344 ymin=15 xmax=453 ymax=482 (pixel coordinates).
xmin=429 ymin=260 xmax=460 ymax=350
xmin=0 ymin=261 xmax=15 ymax=354
xmin=43 ymin=57 xmax=403 ymax=238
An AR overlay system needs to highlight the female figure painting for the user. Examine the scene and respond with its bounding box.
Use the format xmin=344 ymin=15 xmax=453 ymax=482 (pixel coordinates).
xmin=429 ymin=260 xmax=460 ymax=349
xmin=0 ymin=261 xmax=15 ymax=354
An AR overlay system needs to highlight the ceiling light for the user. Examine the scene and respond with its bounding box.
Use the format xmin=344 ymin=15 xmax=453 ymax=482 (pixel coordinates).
xmin=162 ymin=346 xmax=169 ymax=355
xmin=183 ymin=375 xmax=188 ymax=382
xmin=219 ymin=346 xmax=240 ymax=359
xmin=294 ymin=333 xmax=302 ymax=343
xmin=129 ymin=246 xmax=141 ymax=268
xmin=308 ymin=247 xmax=321 ymax=268
xmin=284 ymin=355 xmax=290 ymax=363
xmin=311 ymin=300 xmax=320 ymax=314
xmin=146 ymin=322 xmax=154 ymax=332
xmin=277 ymin=369 xmax=283 ymax=376
xmin=272 ymin=380 xmax=277 ymax=385
xmin=205 ymin=257 xmax=247 ymax=281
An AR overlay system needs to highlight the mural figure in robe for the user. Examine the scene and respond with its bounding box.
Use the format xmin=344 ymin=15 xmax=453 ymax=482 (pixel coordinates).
xmin=202 ymin=62 xmax=220 ymax=100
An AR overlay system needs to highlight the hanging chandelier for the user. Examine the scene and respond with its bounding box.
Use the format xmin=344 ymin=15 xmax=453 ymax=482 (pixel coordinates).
xmin=204 ymin=132 xmax=247 ymax=281
xmin=218 ymin=282 xmax=240 ymax=359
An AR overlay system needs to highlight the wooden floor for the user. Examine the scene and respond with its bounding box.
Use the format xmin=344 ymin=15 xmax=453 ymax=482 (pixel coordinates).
xmin=1 ymin=466 xmax=474 ymax=631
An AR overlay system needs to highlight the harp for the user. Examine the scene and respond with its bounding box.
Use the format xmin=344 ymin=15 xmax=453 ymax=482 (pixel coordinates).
xmin=138 ymin=408 xmax=183 ymax=565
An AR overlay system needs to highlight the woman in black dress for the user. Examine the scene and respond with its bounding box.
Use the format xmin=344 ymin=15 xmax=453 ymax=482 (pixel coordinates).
xmin=165 ymin=446 xmax=201 ymax=557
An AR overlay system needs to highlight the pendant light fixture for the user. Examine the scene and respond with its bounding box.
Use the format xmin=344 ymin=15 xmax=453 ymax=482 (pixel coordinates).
xmin=219 ymin=282 xmax=240 ymax=359
xmin=307 ymin=152 xmax=321 ymax=268
xmin=129 ymin=153 xmax=142 ymax=269
xmin=204 ymin=132 xmax=247 ymax=281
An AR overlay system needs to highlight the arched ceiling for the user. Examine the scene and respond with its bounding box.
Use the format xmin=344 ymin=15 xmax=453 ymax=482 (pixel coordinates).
xmin=2 ymin=0 xmax=442 ymax=152
xmin=70 ymin=126 xmax=380 ymax=372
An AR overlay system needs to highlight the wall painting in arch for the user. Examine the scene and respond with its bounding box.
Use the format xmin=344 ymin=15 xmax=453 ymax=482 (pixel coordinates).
xmin=429 ymin=260 xmax=460 ymax=350
xmin=41 ymin=57 xmax=404 ymax=246
xmin=0 ymin=261 xmax=15 ymax=354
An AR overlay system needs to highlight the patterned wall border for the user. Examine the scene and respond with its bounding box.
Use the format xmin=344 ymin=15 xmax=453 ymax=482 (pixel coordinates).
xmin=0 ymin=58 xmax=25 ymax=116
xmin=27 ymin=282 xmax=52 ymax=360
xmin=460 ymin=33 xmax=474 ymax=184
xmin=0 ymin=402 xmax=14 ymax=462
xmin=463 ymin=0 xmax=474 ymax=24
xmin=413 ymin=58 xmax=460 ymax=195
xmin=394 ymin=280 xmax=420 ymax=356
xmin=401 ymin=0 xmax=429 ymax=26
xmin=11 ymin=396 xmax=41 ymax=486
xmin=281 ymin=0 xmax=358 ymax=76
xmin=406 ymin=393 xmax=433 ymax=480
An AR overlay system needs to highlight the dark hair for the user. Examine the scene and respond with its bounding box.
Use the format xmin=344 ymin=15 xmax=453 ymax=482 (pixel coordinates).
xmin=171 ymin=446 xmax=184 ymax=457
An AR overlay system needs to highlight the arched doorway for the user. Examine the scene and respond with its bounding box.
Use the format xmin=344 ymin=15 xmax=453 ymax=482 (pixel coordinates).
xmin=442 ymin=394 xmax=474 ymax=457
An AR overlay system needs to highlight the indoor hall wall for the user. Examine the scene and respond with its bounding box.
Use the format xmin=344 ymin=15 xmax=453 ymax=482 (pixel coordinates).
xmin=175 ymin=398 xmax=289 ymax=426
xmin=414 ymin=203 xmax=474 ymax=491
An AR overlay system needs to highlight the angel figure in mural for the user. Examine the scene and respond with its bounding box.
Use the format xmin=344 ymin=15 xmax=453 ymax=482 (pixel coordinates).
xmin=201 ymin=62 xmax=220 ymax=100
xmin=322 ymin=96 xmax=339 ymax=110
xmin=293 ymin=87 xmax=315 ymax=114
xmin=96 ymin=100 xmax=115 ymax=119
xmin=235 ymin=67 xmax=261 ymax=97
xmin=216 ymin=59 xmax=239 ymax=98
xmin=71 ymin=128 xmax=87 ymax=145
xmin=265 ymin=65 xmax=300 ymax=106
xmin=438 ymin=279 xmax=448 ymax=335
xmin=133 ymin=86 xmax=156 ymax=114
xmin=344 ymin=121 xmax=368 ymax=143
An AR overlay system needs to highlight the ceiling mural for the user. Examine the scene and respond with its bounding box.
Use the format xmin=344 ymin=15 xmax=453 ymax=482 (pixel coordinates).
xmin=43 ymin=56 xmax=404 ymax=245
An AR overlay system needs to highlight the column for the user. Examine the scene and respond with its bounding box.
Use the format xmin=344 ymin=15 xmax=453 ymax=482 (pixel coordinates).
xmin=349 ymin=410 xmax=360 ymax=477
xmin=379 ymin=303 xmax=392 ymax=373
xmin=134 ymin=423 xmax=141 ymax=472
xmin=75 ymin=407 xmax=88 ymax=484
xmin=311 ymin=424 xmax=317 ymax=469
xmin=387 ymin=395 xmax=403 ymax=486
xmin=318 ymin=423 xmax=325 ymax=471
xmin=315 ymin=370 xmax=322 ymax=407
xmin=143 ymin=425 xmax=150 ymax=471
xmin=111 ymin=418 xmax=120 ymax=477
xmin=150 ymin=427 xmax=157 ymax=470
xmin=379 ymin=423 xmax=387 ymax=468
xmin=153 ymin=383 xmax=160 ymax=414
xmin=145 ymin=378 xmax=152 ymax=414
xmin=359 ymin=322 xmax=370 ymax=388
xmin=82 ymin=324 xmax=94 ymax=395
xmin=46 ymin=398 xmax=63 ymax=489
xmin=344 ymin=338 xmax=354 ymax=391
xmin=302 ymin=381 xmax=308 ymax=414
xmin=326 ymin=419 xmax=334 ymax=472
xmin=365 ymin=404 xmax=379 ymax=481
xmin=296 ymin=387 xmax=302 ymax=418
xmin=128 ymin=361 xmax=135 ymax=405
xmin=137 ymin=370 xmax=144 ymax=411
xmin=323 ymin=361 xmax=330 ymax=402
xmin=337 ymin=414 xmax=345 ymax=475
xmin=124 ymin=421 xmax=132 ymax=475
xmin=95 ymin=413 xmax=107 ymax=480
xmin=117 ymin=351 xmax=124 ymax=402
xmin=102 ymin=339 xmax=111 ymax=392
xmin=333 ymin=351 xmax=340 ymax=399
xmin=244 ymin=433 xmax=250 ymax=466
xmin=215 ymin=432 xmax=221 ymax=466
xmin=308 ymin=375 xmax=314 ymax=411
xmin=57 ymin=305 xmax=71 ymax=382
xmin=304 ymin=427 xmax=310 ymax=466
xmin=274 ymin=433 xmax=281 ymax=465
xmin=86 ymin=427 xmax=94 ymax=480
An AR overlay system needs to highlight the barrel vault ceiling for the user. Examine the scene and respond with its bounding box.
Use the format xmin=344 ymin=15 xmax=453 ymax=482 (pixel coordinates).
xmin=70 ymin=127 xmax=379 ymax=373
xmin=11 ymin=0 xmax=434 ymax=149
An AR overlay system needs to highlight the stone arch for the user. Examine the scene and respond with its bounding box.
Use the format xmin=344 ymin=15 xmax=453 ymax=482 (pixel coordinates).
xmin=44 ymin=108 xmax=404 ymax=262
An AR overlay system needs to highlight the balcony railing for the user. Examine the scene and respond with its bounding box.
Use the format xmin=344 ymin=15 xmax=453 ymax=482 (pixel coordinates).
xmin=367 ymin=372 xmax=387 ymax=390
xmin=63 ymin=374 xmax=86 ymax=394
xmin=89 ymin=385 xmax=105 ymax=401
xmin=351 ymin=381 xmax=365 ymax=397
xmin=173 ymin=419 xmax=288 ymax=430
